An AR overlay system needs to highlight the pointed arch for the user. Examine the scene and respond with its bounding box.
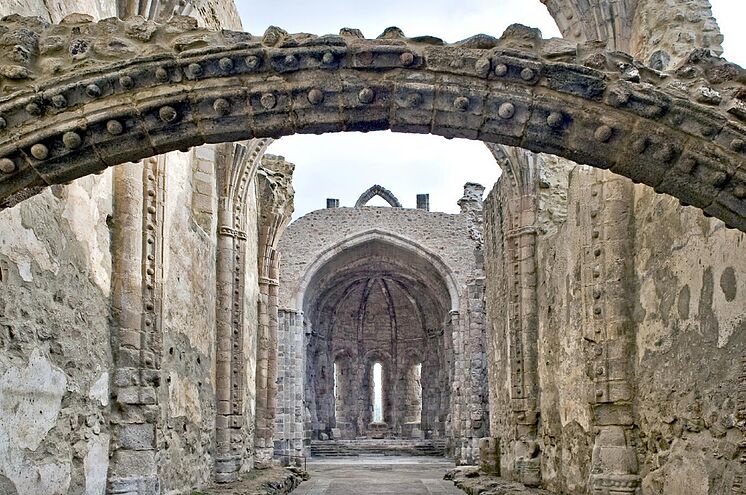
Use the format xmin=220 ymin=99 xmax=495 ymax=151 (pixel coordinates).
xmin=292 ymin=229 xmax=460 ymax=313
xmin=354 ymin=185 xmax=402 ymax=208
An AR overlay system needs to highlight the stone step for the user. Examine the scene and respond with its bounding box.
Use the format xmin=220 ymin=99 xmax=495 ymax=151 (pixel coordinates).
xmin=310 ymin=439 xmax=447 ymax=458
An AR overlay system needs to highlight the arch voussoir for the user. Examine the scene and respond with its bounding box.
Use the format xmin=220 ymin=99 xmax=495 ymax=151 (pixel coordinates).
xmin=0 ymin=15 xmax=743 ymax=229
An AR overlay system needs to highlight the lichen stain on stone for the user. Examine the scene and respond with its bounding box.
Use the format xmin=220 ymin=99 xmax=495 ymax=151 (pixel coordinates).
xmin=698 ymin=266 xmax=718 ymax=342
xmin=719 ymin=266 xmax=737 ymax=302
xmin=677 ymin=284 xmax=690 ymax=320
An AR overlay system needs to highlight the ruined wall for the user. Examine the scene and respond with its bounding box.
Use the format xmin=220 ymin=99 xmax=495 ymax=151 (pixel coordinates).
xmin=626 ymin=3 xmax=743 ymax=492
xmin=632 ymin=185 xmax=745 ymax=493
xmin=158 ymin=148 xmax=218 ymax=491
xmin=483 ymin=182 xmax=511 ymax=463
xmin=631 ymin=0 xmax=723 ymax=69
xmin=306 ymin=275 xmax=444 ymax=439
xmin=0 ymin=178 xmax=113 ymax=495
xmin=0 ymin=0 xmax=255 ymax=492
xmin=534 ymin=167 xmax=601 ymax=493
xmin=485 ymin=157 xmax=744 ymax=493
xmin=277 ymin=190 xmax=488 ymax=463
xmin=242 ymin=181 xmax=260 ymax=470
xmin=279 ymin=207 xmax=477 ymax=309
xmin=0 ymin=0 xmax=116 ymax=493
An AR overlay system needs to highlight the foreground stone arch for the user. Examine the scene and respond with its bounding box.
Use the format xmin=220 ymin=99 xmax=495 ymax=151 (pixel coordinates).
xmin=0 ymin=16 xmax=743 ymax=229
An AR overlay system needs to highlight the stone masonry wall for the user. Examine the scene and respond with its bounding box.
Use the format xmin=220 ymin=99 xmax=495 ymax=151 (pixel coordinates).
xmin=0 ymin=178 xmax=114 ymax=495
xmin=0 ymin=1 xmax=253 ymax=493
xmin=0 ymin=1 xmax=116 ymax=493
xmin=632 ymin=185 xmax=745 ymax=493
xmin=279 ymin=207 xmax=478 ymax=310
xmin=159 ymin=149 xmax=218 ymax=492
xmin=485 ymin=159 xmax=745 ymax=493
xmin=278 ymin=194 xmax=488 ymax=464
xmin=534 ymin=167 xmax=604 ymax=493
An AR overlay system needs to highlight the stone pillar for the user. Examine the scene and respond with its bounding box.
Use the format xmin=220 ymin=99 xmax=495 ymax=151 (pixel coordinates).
xmin=254 ymin=156 xmax=295 ymax=466
xmin=108 ymin=156 xmax=164 ymax=494
xmin=254 ymin=253 xmax=280 ymax=465
xmin=326 ymin=198 xmax=339 ymax=208
xmin=416 ymin=194 xmax=429 ymax=211
xmin=479 ymin=437 xmax=500 ymax=475
xmin=214 ymin=221 xmax=246 ymax=482
xmin=446 ymin=309 xmax=461 ymax=460
xmin=463 ymin=276 xmax=489 ymax=464
xmin=274 ymin=309 xmax=306 ymax=465
xmin=506 ymin=223 xmax=540 ymax=486
xmin=255 ymin=273 xmax=274 ymax=466
xmin=213 ymin=141 xmax=272 ymax=482
xmin=586 ymin=172 xmax=640 ymax=494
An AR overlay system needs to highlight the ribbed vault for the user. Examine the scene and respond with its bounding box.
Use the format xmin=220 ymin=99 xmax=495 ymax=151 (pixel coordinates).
xmin=302 ymin=236 xmax=455 ymax=439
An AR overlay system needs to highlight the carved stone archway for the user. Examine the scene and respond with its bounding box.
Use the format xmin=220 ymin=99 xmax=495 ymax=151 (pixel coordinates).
xmin=0 ymin=17 xmax=743 ymax=230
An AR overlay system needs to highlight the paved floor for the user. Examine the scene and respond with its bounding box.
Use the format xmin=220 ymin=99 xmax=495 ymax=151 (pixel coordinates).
xmin=292 ymin=456 xmax=462 ymax=495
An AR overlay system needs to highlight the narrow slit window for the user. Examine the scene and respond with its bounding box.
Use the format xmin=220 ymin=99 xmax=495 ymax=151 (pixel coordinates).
xmin=334 ymin=362 xmax=339 ymax=404
xmin=373 ymin=362 xmax=383 ymax=423
xmin=415 ymin=363 xmax=422 ymax=422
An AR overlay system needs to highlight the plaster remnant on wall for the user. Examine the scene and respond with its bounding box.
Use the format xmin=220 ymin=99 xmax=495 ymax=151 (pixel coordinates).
xmin=0 ymin=206 xmax=57 ymax=282
xmin=168 ymin=371 xmax=201 ymax=420
xmin=89 ymin=372 xmax=109 ymax=407
xmin=84 ymin=433 xmax=110 ymax=495
xmin=0 ymin=349 xmax=67 ymax=450
xmin=61 ymin=176 xmax=113 ymax=296
xmin=0 ymin=349 xmax=70 ymax=495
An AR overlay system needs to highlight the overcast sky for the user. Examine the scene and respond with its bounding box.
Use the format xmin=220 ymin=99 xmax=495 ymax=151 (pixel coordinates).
xmin=235 ymin=0 xmax=745 ymax=218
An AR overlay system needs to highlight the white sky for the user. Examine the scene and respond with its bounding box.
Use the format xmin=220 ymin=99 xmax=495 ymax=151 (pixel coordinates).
xmin=235 ymin=0 xmax=745 ymax=218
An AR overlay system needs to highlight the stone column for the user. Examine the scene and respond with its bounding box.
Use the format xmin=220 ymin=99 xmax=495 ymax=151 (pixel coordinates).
xmin=266 ymin=253 xmax=281 ymax=448
xmin=446 ymin=309 xmax=460 ymax=460
xmin=506 ymin=222 xmax=540 ymax=486
xmin=449 ymin=182 xmax=489 ymax=465
xmin=213 ymin=140 xmax=273 ymax=481
xmin=255 ymin=265 xmax=279 ymax=465
xmin=275 ymin=308 xmax=306 ymax=464
xmin=214 ymin=220 xmax=246 ymax=482
xmin=108 ymin=156 xmax=164 ymax=495
xmin=254 ymin=156 xmax=295 ymax=466
xmin=464 ymin=276 xmax=489 ymax=464
xmin=585 ymin=172 xmax=640 ymax=494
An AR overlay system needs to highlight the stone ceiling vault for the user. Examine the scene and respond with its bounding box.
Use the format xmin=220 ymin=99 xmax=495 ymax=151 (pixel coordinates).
xmin=302 ymin=238 xmax=455 ymax=332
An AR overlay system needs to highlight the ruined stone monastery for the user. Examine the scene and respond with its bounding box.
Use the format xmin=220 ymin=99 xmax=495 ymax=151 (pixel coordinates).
xmin=0 ymin=0 xmax=743 ymax=494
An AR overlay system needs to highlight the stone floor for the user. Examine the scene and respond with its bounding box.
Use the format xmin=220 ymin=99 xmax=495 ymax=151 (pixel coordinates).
xmin=291 ymin=456 xmax=463 ymax=495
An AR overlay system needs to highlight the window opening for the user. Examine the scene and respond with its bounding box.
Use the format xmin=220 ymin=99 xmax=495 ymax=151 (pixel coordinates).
xmin=373 ymin=362 xmax=383 ymax=423
xmin=333 ymin=361 xmax=340 ymax=421
xmin=415 ymin=363 xmax=422 ymax=422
